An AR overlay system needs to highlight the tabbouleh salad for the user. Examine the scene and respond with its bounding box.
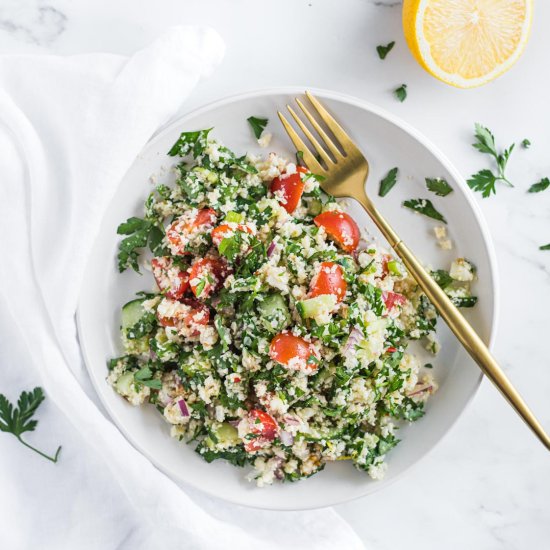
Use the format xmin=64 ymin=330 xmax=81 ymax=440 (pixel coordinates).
xmin=108 ymin=127 xmax=477 ymax=486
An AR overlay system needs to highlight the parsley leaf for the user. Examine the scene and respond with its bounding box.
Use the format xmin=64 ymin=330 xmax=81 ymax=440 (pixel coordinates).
xmin=426 ymin=177 xmax=453 ymax=197
xmin=378 ymin=167 xmax=399 ymax=197
xmin=403 ymin=198 xmax=447 ymax=223
xmin=247 ymin=116 xmax=268 ymax=139
xmin=376 ymin=41 xmax=395 ymax=60
xmin=466 ymin=169 xmax=498 ymax=198
xmin=394 ymin=84 xmax=407 ymax=102
xmin=168 ymin=128 xmax=212 ymax=157
xmin=450 ymin=296 xmax=478 ymax=308
xmin=117 ymin=217 xmax=161 ymax=273
xmin=134 ymin=367 xmax=162 ymax=390
xmin=540 ymin=243 xmax=550 ymax=251
xmin=431 ymin=269 xmax=453 ymax=289
xmin=521 ymin=139 xmax=531 ymax=149
xmin=467 ymin=123 xmax=515 ymax=197
xmin=0 ymin=387 xmax=62 ymax=463
xmin=528 ymin=177 xmax=550 ymax=194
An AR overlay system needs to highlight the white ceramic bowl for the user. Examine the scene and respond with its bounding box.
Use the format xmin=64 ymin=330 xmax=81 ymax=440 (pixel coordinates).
xmin=78 ymin=88 xmax=498 ymax=510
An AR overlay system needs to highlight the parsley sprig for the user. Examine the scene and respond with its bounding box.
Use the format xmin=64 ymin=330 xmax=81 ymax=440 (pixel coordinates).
xmin=0 ymin=387 xmax=61 ymax=463
xmin=378 ymin=167 xmax=399 ymax=197
xmin=403 ymin=198 xmax=447 ymax=223
xmin=528 ymin=177 xmax=550 ymax=194
xmin=426 ymin=177 xmax=453 ymax=197
xmin=376 ymin=41 xmax=395 ymax=60
xmin=467 ymin=124 xmax=515 ymax=197
xmin=394 ymin=84 xmax=407 ymax=102
xmin=247 ymin=116 xmax=268 ymax=140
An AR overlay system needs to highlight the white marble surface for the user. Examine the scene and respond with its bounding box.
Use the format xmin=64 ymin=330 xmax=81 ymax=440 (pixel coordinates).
xmin=1 ymin=0 xmax=549 ymax=548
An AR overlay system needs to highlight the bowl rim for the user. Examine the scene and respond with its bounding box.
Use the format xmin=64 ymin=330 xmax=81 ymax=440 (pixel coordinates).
xmin=77 ymin=86 xmax=499 ymax=510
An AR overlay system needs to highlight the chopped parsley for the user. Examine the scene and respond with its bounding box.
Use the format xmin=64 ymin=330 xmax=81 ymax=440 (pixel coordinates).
xmin=378 ymin=167 xmax=399 ymax=197
xmin=403 ymin=198 xmax=447 ymax=223
xmin=467 ymin=123 xmax=515 ymax=197
xmin=528 ymin=177 xmax=550 ymax=194
xmin=521 ymin=139 xmax=531 ymax=149
xmin=247 ymin=116 xmax=268 ymax=139
xmin=134 ymin=366 xmax=162 ymax=390
xmin=426 ymin=177 xmax=453 ymax=197
xmin=394 ymin=84 xmax=407 ymax=102
xmin=540 ymin=243 xmax=550 ymax=251
xmin=376 ymin=41 xmax=395 ymax=60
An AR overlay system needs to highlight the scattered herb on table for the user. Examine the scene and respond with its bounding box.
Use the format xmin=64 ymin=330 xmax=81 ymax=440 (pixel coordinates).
xmin=247 ymin=116 xmax=268 ymax=139
xmin=394 ymin=84 xmax=407 ymax=102
xmin=424 ymin=363 xmax=433 ymax=369
xmin=540 ymin=244 xmax=550 ymax=251
xmin=521 ymin=139 xmax=531 ymax=149
xmin=0 ymin=387 xmax=62 ymax=463
xmin=403 ymin=198 xmax=447 ymax=223
xmin=467 ymin=123 xmax=515 ymax=197
xmin=426 ymin=177 xmax=453 ymax=197
xmin=377 ymin=41 xmax=395 ymax=60
xmin=528 ymin=177 xmax=550 ymax=194
xmin=379 ymin=167 xmax=399 ymax=197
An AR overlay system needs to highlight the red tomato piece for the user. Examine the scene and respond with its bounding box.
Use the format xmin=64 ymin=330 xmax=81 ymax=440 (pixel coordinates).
xmin=242 ymin=409 xmax=279 ymax=453
xmin=151 ymin=257 xmax=189 ymax=300
xmin=309 ymin=261 xmax=347 ymax=302
xmin=313 ymin=211 xmax=360 ymax=253
xmin=188 ymin=257 xmax=229 ymax=299
xmin=156 ymin=298 xmax=209 ymax=337
xmin=166 ymin=208 xmax=217 ymax=255
xmin=270 ymin=165 xmax=308 ymax=213
xmin=382 ymin=291 xmax=407 ymax=312
xmin=385 ymin=346 xmax=397 ymax=354
xmin=269 ymin=332 xmax=319 ymax=372
xmin=211 ymin=223 xmax=254 ymax=247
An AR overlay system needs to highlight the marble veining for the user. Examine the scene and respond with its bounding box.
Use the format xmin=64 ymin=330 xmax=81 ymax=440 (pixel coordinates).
xmin=0 ymin=1 xmax=66 ymax=45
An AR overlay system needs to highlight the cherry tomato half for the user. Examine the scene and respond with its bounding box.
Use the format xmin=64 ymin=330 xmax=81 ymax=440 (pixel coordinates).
xmin=270 ymin=165 xmax=308 ymax=214
xmin=269 ymin=332 xmax=319 ymax=372
xmin=151 ymin=257 xmax=189 ymax=300
xmin=188 ymin=257 xmax=229 ymax=299
xmin=211 ymin=223 xmax=254 ymax=247
xmin=156 ymin=298 xmax=209 ymax=337
xmin=313 ymin=211 xmax=360 ymax=253
xmin=166 ymin=208 xmax=217 ymax=255
xmin=382 ymin=291 xmax=407 ymax=312
xmin=309 ymin=261 xmax=347 ymax=302
xmin=242 ymin=409 xmax=279 ymax=453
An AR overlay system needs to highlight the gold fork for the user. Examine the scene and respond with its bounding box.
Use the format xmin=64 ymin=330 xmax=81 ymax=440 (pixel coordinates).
xmin=278 ymin=91 xmax=550 ymax=451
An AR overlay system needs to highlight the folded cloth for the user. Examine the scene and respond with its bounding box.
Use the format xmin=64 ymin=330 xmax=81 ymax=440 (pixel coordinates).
xmin=0 ymin=26 xmax=364 ymax=550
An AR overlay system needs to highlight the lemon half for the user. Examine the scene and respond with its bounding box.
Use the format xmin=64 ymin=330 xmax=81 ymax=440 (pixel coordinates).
xmin=403 ymin=0 xmax=533 ymax=88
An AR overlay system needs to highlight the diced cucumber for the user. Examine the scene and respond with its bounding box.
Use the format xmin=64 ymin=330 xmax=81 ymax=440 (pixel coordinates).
xmin=115 ymin=371 xmax=134 ymax=396
xmin=308 ymin=198 xmax=322 ymax=216
xmin=121 ymin=298 xmax=146 ymax=330
xmin=224 ymin=211 xmax=244 ymax=223
xmin=193 ymin=166 xmax=219 ymax=183
xmin=205 ymin=422 xmax=240 ymax=449
xmin=296 ymin=295 xmax=337 ymax=321
xmin=387 ymin=260 xmax=401 ymax=276
xmin=257 ymin=293 xmax=291 ymax=332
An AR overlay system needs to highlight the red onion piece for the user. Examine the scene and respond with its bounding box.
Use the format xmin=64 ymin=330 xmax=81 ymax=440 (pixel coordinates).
xmin=282 ymin=414 xmax=300 ymax=426
xmin=342 ymin=326 xmax=363 ymax=355
xmin=267 ymin=241 xmax=276 ymax=258
xmin=407 ymin=384 xmax=433 ymax=397
xmin=178 ymin=398 xmax=190 ymax=417
xmin=279 ymin=430 xmax=294 ymax=446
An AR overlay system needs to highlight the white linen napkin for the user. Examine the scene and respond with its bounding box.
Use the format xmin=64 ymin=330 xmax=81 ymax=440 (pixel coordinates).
xmin=0 ymin=26 xmax=364 ymax=550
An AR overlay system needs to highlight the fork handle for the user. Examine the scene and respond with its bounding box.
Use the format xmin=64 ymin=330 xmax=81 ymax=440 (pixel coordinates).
xmin=360 ymin=195 xmax=550 ymax=451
